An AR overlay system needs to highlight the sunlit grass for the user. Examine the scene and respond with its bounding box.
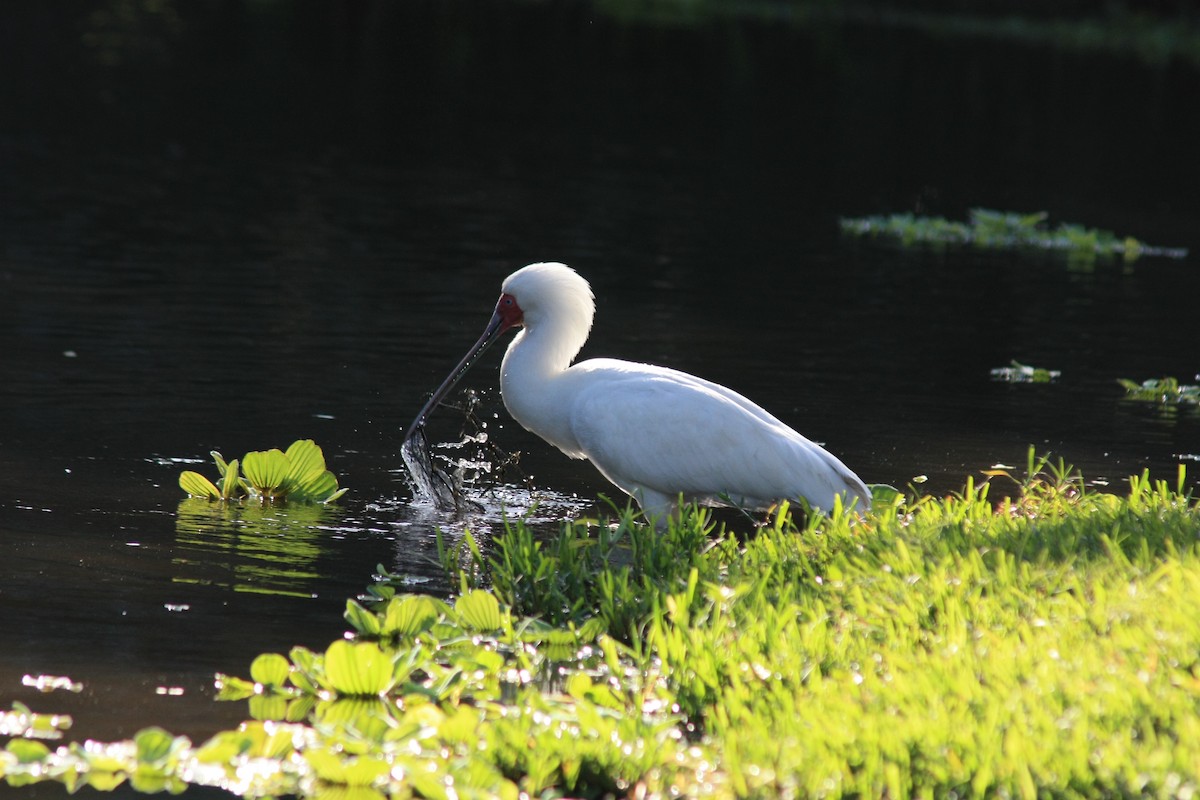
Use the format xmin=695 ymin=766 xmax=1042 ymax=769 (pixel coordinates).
xmin=4 ymin=450 xmax=1200 ymax=797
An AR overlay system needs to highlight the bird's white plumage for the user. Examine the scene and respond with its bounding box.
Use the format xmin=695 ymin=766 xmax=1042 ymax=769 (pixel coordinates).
xmin=492 ymin=262 xmax=869 ymax=522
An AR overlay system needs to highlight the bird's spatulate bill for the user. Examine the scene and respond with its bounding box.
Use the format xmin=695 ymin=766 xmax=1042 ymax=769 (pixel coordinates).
xmin=402 ymin=309 xmax=505 ymax=510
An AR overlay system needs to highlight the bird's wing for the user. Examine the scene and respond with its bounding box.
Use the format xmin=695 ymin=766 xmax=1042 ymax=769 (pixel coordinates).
xmin=566 ymin=360 xmax=866 ymax=511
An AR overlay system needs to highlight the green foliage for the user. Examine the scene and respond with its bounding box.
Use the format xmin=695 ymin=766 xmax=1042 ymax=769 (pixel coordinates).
xmin=840 ymin=207 xmax=1186 ymax=262
xmin=591 ymin=2 xmax=1200 ymax=68
xmin=990 ymin=359 xmax=1061 ymax=383
xmin=179 ymin=439 xmax=347 ymax=503
xmin=453 ymin=589 xmax=503 ymax=631
xmin=322 ymin=641 xmax=399 ymax=697
xmin=0 ymin=703 xmax=72 ymax=741
xmin=9 ymin=451 xmax=1200 ymax=797
xmin=248 ymin=653 xmax=291 ymax=688
xmin=1119 ymin=375 xmax=1200 ymax=406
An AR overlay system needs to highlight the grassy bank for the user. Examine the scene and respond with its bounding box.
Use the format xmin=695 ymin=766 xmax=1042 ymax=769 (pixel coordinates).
xmin=3 ymin=453 xmax=1200 ymax=797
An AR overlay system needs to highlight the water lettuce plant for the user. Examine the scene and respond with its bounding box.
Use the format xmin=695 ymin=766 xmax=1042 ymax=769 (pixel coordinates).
xmin=0 ymin=703 xmax=72 ymax=741
xmin=840 ymin=207 xmax=1187 ymax=262
xmin=6 ymin=450 xmax=1200 ymax=797
xmin=990 ymin=359 xmax=1061 ymax=383
xmin=1119 ymin=375 xmax=1200 ymax=406
xmin=179 ymin=439 xmax=347 ymax=503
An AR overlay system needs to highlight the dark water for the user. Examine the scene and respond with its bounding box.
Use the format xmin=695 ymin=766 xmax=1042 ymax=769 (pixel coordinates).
xmin=2 ymin=1 xmax=1198 ymax=791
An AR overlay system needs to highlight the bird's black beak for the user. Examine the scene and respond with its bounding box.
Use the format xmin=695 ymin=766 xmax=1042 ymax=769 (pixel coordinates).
xmin=403 ymin=307 xmax=507 ymax=443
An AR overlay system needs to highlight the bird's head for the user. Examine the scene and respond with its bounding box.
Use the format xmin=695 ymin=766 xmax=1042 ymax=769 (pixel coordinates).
xmin=499 ymin=262 xmax=595 ymax=337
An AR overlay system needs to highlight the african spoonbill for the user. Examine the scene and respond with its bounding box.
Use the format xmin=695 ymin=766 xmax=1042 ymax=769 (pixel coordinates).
xmin=405 ymin=262 xmax=870 ymax=522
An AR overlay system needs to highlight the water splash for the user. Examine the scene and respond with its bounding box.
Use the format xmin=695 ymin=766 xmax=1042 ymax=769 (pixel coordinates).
xmin=400 ymin=423 xmax=479 ymax=512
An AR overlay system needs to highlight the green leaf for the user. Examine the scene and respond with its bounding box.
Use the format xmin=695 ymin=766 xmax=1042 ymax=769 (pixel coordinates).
xmin=313 ymin=697 xmax=392 ymax=741
xmin=284 ymin=439 xmax=327 ymax=485
xmin=257 ymin=720 xmax=306 ymax=759
xmin=192 ymin=731 xmax=248 ymax=765
xmin=179 ymin=471 xmax=220 ymax=500
xmin=304 ymin=746 xmax=391 ymax=789
xmin=249 ymin=653 xmax=291 ymax=687
xmin=219 ymin=458 xmax=241 ymax=500
xmin=438 ymin=705 xmax=482 ymax=746
xmin=454 ymin=589 xmax=503 ymax=632
xmin=341 ymin=756 xmax=391 ymax=787
xmin=85 ymin=772 xmax=128 ymax=791
xmin=214 ymin=673 xmax=256 ymax=701
xmin=288 ymin=646 xmax=320 ymax=693
xmin=291 ymin=469 xmax=340 ymax=503
xmin=382 ymin=595 xmax=442 ymax=638
xmin=323 ymin=641 xmax=395 ymax=696
xmin=869 ymin=483 xmax=904 ymax=508
xmin=344 ymin=599 xmax=382 ymax=637
xmin=242 ymin=449 xmax=290 ymax=496
xmin=5 ymin=738 xmax=50 ymax=764
xmin=133 ymin=727 xmax=178 ymax=764
xmin=304 ymin=749 xmax=350 ymax=783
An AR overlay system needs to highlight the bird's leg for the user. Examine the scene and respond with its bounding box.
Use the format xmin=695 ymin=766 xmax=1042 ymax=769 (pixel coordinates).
xmin=633 ymin=488 xmax=678 ymax=532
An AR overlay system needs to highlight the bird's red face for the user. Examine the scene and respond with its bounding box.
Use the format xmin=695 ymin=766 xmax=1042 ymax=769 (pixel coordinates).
xmin=495 ymin=292 xmax=524 ymax=331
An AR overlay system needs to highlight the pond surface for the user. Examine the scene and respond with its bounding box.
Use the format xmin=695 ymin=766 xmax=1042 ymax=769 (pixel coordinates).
xmin=1 ymin=2 xmax=1198 ymax=794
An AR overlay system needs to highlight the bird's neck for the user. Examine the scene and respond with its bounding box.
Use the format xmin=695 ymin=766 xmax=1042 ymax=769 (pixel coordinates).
xmin=498 ymin=324 xmax=586 ymax=457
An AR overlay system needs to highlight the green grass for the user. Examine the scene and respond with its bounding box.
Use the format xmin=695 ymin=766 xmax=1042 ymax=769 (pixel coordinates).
xmin=4 ymin=451 xmax=1200 ymax=797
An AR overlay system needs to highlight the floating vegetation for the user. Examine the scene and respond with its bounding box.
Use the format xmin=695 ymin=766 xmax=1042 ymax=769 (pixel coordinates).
xmin=1119 ymin=375 xmax=1200 ymax=406
xmin=990 ymin=359 xmax=1061 ymax=383
xmin=179 ymin=439 xmax=347 ymax=504
xmin=590 ymin=2 xmax=1200 ymax=68
xmin=840 ymin=207 xmax=1188 ymax=262
xmin=20 ymin=675 xmax=83 ymax=694
xmin=0 ymin=703 xmax=72 ymax=741
xmin=9 ymin=451 xmax=1200 ymax=797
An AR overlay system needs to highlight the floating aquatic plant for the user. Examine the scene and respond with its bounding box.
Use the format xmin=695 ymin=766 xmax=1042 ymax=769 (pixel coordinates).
xmin=21 ymin=674 xmax=83 ymax=694
xmin=202 ymin=588 xmax=685 ymax=798
xmin=1118 ymin=375 xmax=1200 ymax=406
xmin=179 ymin=439 xmax=347 ymax=503
xmin=840 ymin=207 xmax=1187 ymax=261
xmin=990 ymin=359 xmax=1061 ymax=383
xmin=0 ymin=703 xmax=72 ymax=741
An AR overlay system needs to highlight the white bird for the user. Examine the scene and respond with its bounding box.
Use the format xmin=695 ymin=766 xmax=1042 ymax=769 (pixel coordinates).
xmin=405 ymin=262 xmax=870 ymax=522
